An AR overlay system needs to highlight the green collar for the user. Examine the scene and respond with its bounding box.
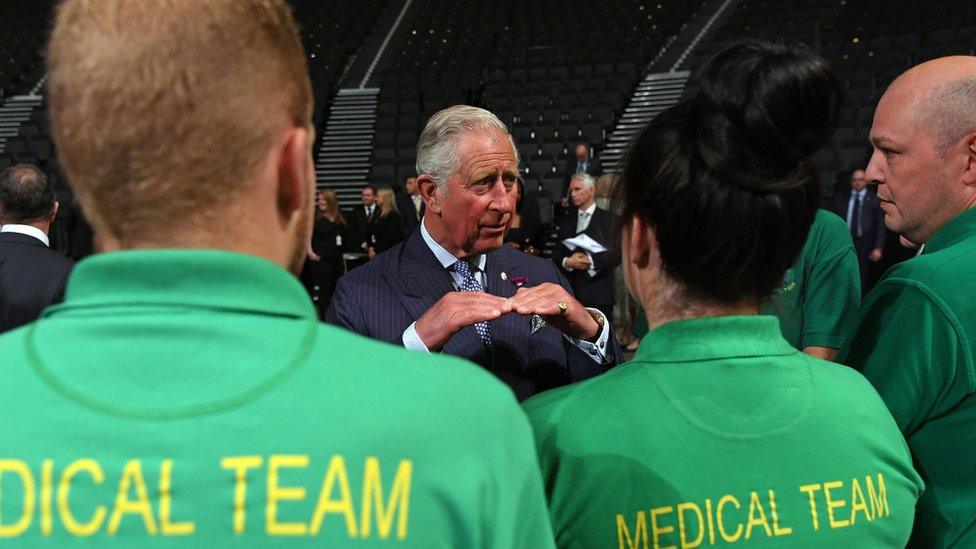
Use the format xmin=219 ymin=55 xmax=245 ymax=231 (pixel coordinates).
xmin=924 ymin=206 xmax=976 ymax=255
xmin=45 ymin=249 xmax=316 ymax=320
xmin=633 ymin=315 xmax=797 ymax=363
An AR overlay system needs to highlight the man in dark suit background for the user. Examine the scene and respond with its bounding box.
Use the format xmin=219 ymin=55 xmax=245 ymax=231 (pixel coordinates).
xmin=832 ymin=168 xmax=886 ymax=292
xmin=0 ymin=164 xmax=74 ymax=332
xmin=552 ymin=173 xmax=618 ymax=320
xmin=560 ymin=143 xmax=602 ymax=205
xmin=327 ymin=106 xmax=619 ymax=400
xmin=346 ymin=184 xmax=377 ymax=251
xmin=397 ymin=175 xmax=425 ymax=236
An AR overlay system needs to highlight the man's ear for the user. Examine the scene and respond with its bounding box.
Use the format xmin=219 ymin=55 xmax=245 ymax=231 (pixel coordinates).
xmin=962 ymin=132 xmax=976 ymax=187
xmin=277 ymin=126 xmax=313 ymax=223
xmin=417 ymin=175 xmax=442 ymax=214
xmin=50 ymin=201 xmax=59 ymax=223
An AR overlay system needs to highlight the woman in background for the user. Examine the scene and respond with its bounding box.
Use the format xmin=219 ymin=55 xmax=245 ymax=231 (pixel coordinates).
xmin=504 ymin=178 xmax=542 ymax=255
xmin=305 ymin=189 xmax=348 ymax=318
xmin=368 ymin=187 xmax=405 ymax=258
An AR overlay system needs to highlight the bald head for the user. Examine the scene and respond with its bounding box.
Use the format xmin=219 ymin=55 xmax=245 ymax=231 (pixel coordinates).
xmin=866 ymin=55 xmax=976 ymax=245
xmin=884 ymin=56 xmax=976 ymax=154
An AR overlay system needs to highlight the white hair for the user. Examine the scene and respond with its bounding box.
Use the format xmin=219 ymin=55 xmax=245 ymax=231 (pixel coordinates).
xmin=571 ymin=173 xmax=595 ymax=189
xmin=922 ymin=75 xmax=976 ymax=154
xmin=415 ymin=105 xmax=520 ymax=187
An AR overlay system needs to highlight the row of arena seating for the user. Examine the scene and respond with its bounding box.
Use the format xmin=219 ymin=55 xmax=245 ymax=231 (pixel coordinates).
xmin=0 ymin=0 xmax=385 ymax=201
xmin=368 ymin=0 xmax=701 ymax=191
xmin=0 ymin=0 xmax=52 ymax=99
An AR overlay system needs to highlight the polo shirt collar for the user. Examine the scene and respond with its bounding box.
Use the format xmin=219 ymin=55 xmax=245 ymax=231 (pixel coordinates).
xmin=633 ymin=315 xmax=796 ymax=363
xmin=0 ymin=224 xmax=49 ymax=246
xmin=46 ymin=249 xmax=316 ymax=320
xmin=923 ymin=206 xmax=976 ymax=255
xmin=419 ymin=218 xmax=486 ymax=272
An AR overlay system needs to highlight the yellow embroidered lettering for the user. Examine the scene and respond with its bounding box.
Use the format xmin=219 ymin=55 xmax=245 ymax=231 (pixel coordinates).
xmin=220 ymin=455 xmax=262 ymax=534
xmin=768 ymin=490 xmax=793 ymax=536
xmin=40 ymin=460 xmax=53 ymax=536
xmin=798 ymin=484 xmax=822 ymax=530
xmin=360 ymin=457 xmax=412 ymax=540
xmin=744 ymin=491 xmax=772 ymax=540
xmin=617 ymin=511 xmax=649 ymax=549
xmin=158 ymin=460 xmax=194 ymax=536
xmin=866 ymin=473 xmax=889 ymax=518
xmin=107 ymin=460 xmax=158 ymax=536
xmin=823 ymin=481 xmax=850 ymax=528
xmin=649 ymin=506 xmax=675 ymax=549
xmin=58 ymin=459 xmax=106 ymax=537
xmin=0 ymin=459 xmax=35 ymax=537
xmin=716 ymin=495 xmax=742 ymax=543
xmin=849 ymin=477 xmax=871 ymax=524
xmin=266 ymin=454 xmax=309 ymax=536
xmin=309 ymin=455 xmax=357 ymax=537
xmin=677 ymin=502 xmax=703 ymax=549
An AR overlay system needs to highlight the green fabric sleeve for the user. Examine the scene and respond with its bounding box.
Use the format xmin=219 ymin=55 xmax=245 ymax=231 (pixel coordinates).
xmin=840 ymin=280 xmax=973 ymax=436
xmin=800 ymin=236 xmax=861 ymax=349
xmin=487 ymin=394 xmax=557 ymax=548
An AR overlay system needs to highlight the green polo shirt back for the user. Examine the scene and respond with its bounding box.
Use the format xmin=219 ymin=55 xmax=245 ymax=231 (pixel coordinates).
xmin=525 ymin=316 xmax=921 ymax=548
xmin=0 ymin=250 xmax=554 ymax=548
xmin=760 ymin=209 xmax=861 ymax=349
xmin=839 ymin=207 xmax=976 ymax=548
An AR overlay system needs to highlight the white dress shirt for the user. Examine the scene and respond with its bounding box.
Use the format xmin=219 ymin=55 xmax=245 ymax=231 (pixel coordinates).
xmin=0 ymin=224 xmax=50 ymax=247
xmin=846 ymin=189 xmax=866 ymax=232
xmin=402 ymin=220 xmax=610 ymax=361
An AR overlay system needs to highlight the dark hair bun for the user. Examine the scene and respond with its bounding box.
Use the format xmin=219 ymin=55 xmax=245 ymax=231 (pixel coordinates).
xmin=687 ymin=40 xmax=841 ymax=192
xmin=617 ymin=40 xmax=840 ymax=303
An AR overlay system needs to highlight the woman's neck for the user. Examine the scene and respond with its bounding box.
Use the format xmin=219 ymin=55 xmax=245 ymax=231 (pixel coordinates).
xmin=640 ymin=282 xmax=758 ymax=332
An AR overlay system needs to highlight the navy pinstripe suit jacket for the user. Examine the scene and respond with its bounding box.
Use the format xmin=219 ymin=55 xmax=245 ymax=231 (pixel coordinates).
xmin=325 ymin=229 xmax=619 ymax=400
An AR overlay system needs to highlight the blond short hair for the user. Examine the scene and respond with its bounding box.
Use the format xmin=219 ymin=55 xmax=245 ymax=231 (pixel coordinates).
xmin=47 ymin=0 xmax=312 ymax=244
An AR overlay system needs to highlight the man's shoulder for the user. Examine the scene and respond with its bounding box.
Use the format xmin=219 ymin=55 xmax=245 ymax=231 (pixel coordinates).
xmin=885 ymin=236 xmax=976 ymax=292
xmin=491 ymin=245 xmax=558 ymax=276
xmin=338 ymin=242 xmax=406 ymax=284
xmin=0 ymin=236 xmax=73 ymax=271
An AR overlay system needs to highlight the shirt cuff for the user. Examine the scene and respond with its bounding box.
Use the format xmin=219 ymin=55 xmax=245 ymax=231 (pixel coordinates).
xmin=402 ymin=322 xmax=431 ymax=352
xmin=561 ymin=257 xmax=572 ymax=271
xmin=563 ymin=307 xmax=611 ymax=363
xmin=586 ymin=253 xmax=597 ymax=277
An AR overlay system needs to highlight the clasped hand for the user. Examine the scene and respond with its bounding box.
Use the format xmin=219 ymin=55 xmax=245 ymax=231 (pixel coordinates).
xmin=565 ymin=251 xmax=591 ymax=271
xmin=414 ymin=283 xmax=599 ymax=351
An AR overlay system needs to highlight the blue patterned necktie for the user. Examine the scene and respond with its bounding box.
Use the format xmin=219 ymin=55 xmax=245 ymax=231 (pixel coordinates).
xmin=451 ymin=259 xmax=492 ymax=350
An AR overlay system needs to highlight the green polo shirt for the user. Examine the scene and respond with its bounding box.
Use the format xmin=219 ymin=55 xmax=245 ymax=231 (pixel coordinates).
xmin=525 ymin=315 xmax=921 ymax=548
xmin=0 ymin=250 xmax=554 ymax=547
xmin=839 ymin=206 xmax=976 ymax=548
xmin=633 ymin=210 xmax=860 ymax=351
xmin=760 ymin=209 xmax=861 ymax=350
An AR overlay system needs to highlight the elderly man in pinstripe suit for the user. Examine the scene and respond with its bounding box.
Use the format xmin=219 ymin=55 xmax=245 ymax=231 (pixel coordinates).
xmin=327 ymin=105 xmax=619 ymax=400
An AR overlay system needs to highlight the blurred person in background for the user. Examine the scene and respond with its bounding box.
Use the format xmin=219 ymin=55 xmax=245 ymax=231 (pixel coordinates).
xmin=0 ymin=164 xmax=73 ymax=332
xmin=304 ymin=189 xmax=350 ymax=318
xmin=504 ymin=178 xmax=542 ymax=255
xmin=368 ymin=186 xmax=405 ymax=258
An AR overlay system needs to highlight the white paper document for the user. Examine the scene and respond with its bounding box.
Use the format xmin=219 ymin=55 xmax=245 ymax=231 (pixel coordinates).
xmin=562 ymin=234 xmax=606 ymax=276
